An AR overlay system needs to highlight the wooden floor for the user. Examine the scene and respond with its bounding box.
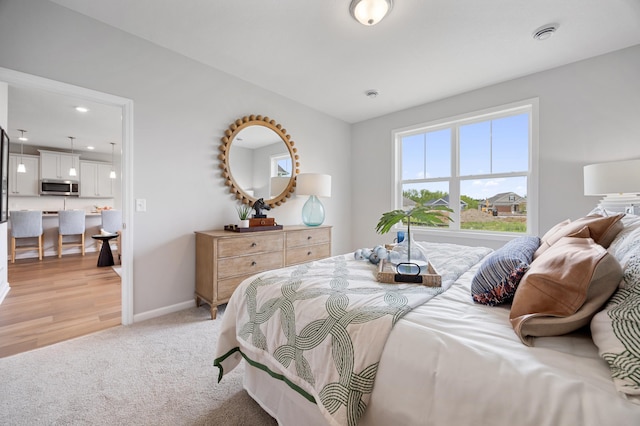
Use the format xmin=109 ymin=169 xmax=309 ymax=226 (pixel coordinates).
xmin=0 ymin=253 xmax=121 ymax=358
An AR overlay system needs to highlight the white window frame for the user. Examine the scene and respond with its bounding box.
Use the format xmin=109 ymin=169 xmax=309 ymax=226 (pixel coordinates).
xmin=392 ymin=98 xmax=539 ymax=242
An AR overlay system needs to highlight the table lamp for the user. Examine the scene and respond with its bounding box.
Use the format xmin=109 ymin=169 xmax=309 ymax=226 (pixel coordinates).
xmin=296 ymin=173 xmax=331 ymax=226
xmin=584 ymin=159 xmax=640 ymax=214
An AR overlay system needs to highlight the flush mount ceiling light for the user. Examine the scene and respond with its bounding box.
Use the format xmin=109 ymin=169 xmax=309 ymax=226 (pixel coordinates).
xmin=350 ymin=0 xmax=393 ymax=26
xmin=532 ymin=23 xmax=559 ymax=41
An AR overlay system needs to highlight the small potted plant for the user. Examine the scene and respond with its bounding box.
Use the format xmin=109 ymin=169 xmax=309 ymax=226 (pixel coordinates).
xmin=236 ymin=204 xmax=253 ymax=228
xmin=375 ymin=205 xmax=453 ymax=267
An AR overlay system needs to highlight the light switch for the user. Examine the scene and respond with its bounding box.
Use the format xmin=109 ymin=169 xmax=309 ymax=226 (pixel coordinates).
xmin=136 ymin=199 xmax=146 ymax=212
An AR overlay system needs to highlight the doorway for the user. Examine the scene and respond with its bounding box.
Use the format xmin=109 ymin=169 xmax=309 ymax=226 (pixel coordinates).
xmin=0 ymin=67 xmax=133 ymax=326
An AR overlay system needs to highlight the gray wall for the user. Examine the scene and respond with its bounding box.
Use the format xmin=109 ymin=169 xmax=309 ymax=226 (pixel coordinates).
xmin=0 ymin=0 xmax=352 ymax=317
xmin=351 ymin=44 xmax=640 ymax=250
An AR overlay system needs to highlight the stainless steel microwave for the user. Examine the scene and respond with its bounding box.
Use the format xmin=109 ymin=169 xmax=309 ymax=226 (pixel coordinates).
xmin=40 ymin=179 xmax=79 ymax=196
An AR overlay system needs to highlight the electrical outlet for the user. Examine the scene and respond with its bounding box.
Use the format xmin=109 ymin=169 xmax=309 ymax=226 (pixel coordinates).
xmin=135 ymin=199 xmax=146 ymax=212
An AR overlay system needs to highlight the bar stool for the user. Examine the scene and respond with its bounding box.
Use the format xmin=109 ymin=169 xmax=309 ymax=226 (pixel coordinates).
xmin=58 ymin=210 xmax=86 ymax=258
xmin=100 ymin=209 xmax=122 ymax=260
xmin=9 ymin=210 xmax=44 ymax=263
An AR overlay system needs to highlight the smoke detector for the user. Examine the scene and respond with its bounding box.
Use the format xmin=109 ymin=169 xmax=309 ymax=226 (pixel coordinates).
xmin=366 ymin=89 xmax=379 ymax=98
xmin=532 ymin=24 xmax=558 ymax=41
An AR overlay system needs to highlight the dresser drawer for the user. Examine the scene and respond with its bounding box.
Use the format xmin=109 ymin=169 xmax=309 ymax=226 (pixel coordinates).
xmin=218 ymin=233 xmax=284 ymax=258
xmin=286 ymin=243 xmax=331 ymax=266
xmin=286 ymin=227 xmax=331 ymax=248
xmin=217 ymin=274 xmax=254 ymax=301
xmin=217 ymin=251 xmax=284 ymax=280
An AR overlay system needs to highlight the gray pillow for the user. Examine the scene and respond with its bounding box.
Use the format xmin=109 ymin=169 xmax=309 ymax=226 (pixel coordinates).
xmin=471 ymin=236 xmax=540 ymax=306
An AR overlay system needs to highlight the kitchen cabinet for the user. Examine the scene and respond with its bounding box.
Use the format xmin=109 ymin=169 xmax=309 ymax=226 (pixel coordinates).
xmin=79 ymin=161 xmax=113 ymax=198
xmin=195 ymin=225 xmax=332 ymax=319
xmin=39 ymin=150 xmax=80 ymax=181
xmin=8 ymin=154 xmax=39 ymax=196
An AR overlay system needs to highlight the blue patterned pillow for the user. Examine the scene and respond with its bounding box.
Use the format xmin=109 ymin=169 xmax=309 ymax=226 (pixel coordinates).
xmin=471 ymin=236 xmax=540 ymax=306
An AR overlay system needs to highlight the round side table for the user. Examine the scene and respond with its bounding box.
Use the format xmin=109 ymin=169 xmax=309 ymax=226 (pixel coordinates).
xmin=91 ymin=234 xmax=118 ymax=267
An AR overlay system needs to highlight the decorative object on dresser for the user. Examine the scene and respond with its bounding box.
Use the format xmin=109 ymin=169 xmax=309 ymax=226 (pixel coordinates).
xmin=584 ymin=158 xmax=640 ymax=214
xmin=296 ymin=173 xmax=331 ymax=226
xmin=236 ymin=204 xmax=252 ymax=228
xmin=195 ymin=225 xmax=331 ymax=319
xmin=219 ymin=115 xmax=300 ymax=208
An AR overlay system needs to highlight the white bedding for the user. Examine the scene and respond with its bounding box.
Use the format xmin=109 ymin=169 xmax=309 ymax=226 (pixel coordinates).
xmin=219 ymin=243 xmax=640 ymax=425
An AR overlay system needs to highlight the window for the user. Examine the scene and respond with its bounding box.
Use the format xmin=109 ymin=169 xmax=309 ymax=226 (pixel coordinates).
xmin=394 ymin=100 xmax=538 ymax=237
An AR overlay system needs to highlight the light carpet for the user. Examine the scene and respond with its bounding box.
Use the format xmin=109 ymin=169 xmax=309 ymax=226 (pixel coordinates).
xmin=0 ymin=306 xmax=277 ymax=426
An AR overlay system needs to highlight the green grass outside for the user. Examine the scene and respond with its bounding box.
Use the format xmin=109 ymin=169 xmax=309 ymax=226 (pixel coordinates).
xmin=461 ymin=221 xmax=527 ymax=232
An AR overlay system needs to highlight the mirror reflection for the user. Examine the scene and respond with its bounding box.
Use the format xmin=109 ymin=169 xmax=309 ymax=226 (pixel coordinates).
xmin=228 ymin=125 xmax=292 ymax=201
xmin=219 ymin=115 xmax=299 ymax=207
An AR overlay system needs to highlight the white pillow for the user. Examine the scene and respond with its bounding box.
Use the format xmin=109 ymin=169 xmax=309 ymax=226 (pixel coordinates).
xmin=590 ymin=210 xmax=640 ymax=404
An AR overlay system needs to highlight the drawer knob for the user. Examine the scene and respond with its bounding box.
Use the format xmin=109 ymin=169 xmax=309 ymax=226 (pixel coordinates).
xmin=307 ymin=251 xmax=312 ymax=256
xmin=251 ymin=261 xmax=257 ymax=266
xmin=251 ymin=242 xmax=257 ymax=247
xmin=307 ymin=236 xmax=312 ymax=240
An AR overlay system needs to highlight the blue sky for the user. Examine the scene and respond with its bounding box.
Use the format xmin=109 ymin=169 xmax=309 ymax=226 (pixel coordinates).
xmin=402 ymin=113 xmax=528 ymax=199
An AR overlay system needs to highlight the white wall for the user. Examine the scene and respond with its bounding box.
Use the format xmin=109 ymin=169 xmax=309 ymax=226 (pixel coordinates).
xmin=351 ymin=44 xmax=640 ymax=250
xmin=0 ymin=0 xmax=351 ymax=317
xmin=0 ymin=81 xmax=9 ymax=303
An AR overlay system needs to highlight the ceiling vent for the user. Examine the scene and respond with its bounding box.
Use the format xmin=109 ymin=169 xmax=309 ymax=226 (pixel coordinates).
xmin=532 ymin=24 xmax=558 ymax=41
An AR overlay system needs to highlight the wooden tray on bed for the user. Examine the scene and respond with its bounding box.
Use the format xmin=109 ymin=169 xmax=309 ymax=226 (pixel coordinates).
xmin=376 ymin=260 xmax=442 ymax=287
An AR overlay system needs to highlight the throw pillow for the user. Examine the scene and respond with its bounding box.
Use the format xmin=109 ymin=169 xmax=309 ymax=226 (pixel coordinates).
xmin=533 ymin=214 xmax=624 ymax=259
xmin=471 ymin=236 xmax=540 ymax=306
xmin=510 ymin=236 xmax=622 ymax=346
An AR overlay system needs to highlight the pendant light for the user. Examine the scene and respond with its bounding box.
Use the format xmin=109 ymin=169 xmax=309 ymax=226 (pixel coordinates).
xmin=68 ymin=136 xmax=77 ymax=177
xmin=109 ymin=142 xmax=117 ymax=179
xmin=17 ymin=129 xmax=27 ymax=173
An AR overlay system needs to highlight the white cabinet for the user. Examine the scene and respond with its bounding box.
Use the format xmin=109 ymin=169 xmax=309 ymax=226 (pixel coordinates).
xmin=79 ymin=161 xmax=113 ymax=198
xmin=39 ymin=150 xmax=80 ymax=181
xmin=8 ymin=154 xmax=40 ymax=196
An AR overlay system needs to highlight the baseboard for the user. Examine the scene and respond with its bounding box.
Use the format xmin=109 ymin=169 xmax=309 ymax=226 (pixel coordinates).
xmin=0 ymin=281 xmax=10 ymax=305
xmin=133 ymin=299 xmax=196 ymax=323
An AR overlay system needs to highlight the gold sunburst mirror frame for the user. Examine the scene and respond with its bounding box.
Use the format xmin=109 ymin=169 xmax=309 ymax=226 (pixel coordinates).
xmin=219 ymin=115 xmax=300 ymax=207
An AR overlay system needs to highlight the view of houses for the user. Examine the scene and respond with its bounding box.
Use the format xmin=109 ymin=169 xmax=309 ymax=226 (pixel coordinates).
xmin=403 ymin=190 xmax=527 ymax=232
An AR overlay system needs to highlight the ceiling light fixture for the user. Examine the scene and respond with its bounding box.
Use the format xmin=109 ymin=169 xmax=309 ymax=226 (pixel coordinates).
xmin=17 ymin=128 xmax=28 ymax=142
xmin=350 ymin=0 xmax=393 ymax=26
xmin=17 ymin=129 xmax=27 ymax=173
xmin=532 ymin=24 xmax=558 ymax=41
xmin=366 ymin=89 xmax=379 ymax=98
xmin=68 ymin=136 xmax=77 ymax=177
xmin=109 ymin=142 xmax=117 ymax=179
xmin=75 ymin=106 xmax=89 ymax=113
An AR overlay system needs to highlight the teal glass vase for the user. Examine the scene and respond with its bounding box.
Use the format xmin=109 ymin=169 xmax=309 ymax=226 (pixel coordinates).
xmin=302 ymin=195 xmax=325 ymax=226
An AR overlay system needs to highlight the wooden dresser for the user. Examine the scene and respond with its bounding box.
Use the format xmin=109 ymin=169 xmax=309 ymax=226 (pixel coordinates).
xmin=195 ymin=225 xmax=332 ymax=319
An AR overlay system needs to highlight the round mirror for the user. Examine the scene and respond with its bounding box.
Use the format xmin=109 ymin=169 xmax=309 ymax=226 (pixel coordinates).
xmin=219 ymin=115 xmax=300 ymax=207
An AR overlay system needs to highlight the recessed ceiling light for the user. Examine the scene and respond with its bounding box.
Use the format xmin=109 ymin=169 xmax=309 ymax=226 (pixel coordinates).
xmin=366 ymin=89 xmax=379 ymax=98
xmin=75 ymin=106 xmax=89 ymax=113
xmin=532 ymin=24 xmax=559 ymax=41
xmin=87 ymin=146 xmax=95 ymax=150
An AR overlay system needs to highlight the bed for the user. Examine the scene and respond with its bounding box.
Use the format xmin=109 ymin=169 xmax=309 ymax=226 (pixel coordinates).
xmin=214 ymin=211 xmax=640 ymax=425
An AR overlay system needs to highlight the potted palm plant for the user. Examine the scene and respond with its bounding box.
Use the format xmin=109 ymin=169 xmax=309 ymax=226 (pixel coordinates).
xmin=236 ymin=204 xmax=253 ymax=228
xmin=375 ymin=205 xmax=453 ymax=267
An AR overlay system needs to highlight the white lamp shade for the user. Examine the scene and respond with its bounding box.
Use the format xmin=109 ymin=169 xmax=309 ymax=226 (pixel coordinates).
xmin=584 ymin=159 xmax=640 ymax=195
xmin=296 ymin=173 xmax=331 ymax=198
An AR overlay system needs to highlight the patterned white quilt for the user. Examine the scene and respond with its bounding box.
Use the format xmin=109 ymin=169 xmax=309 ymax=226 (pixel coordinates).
xmin=214 ymin=243 xmax=491 ymax=426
